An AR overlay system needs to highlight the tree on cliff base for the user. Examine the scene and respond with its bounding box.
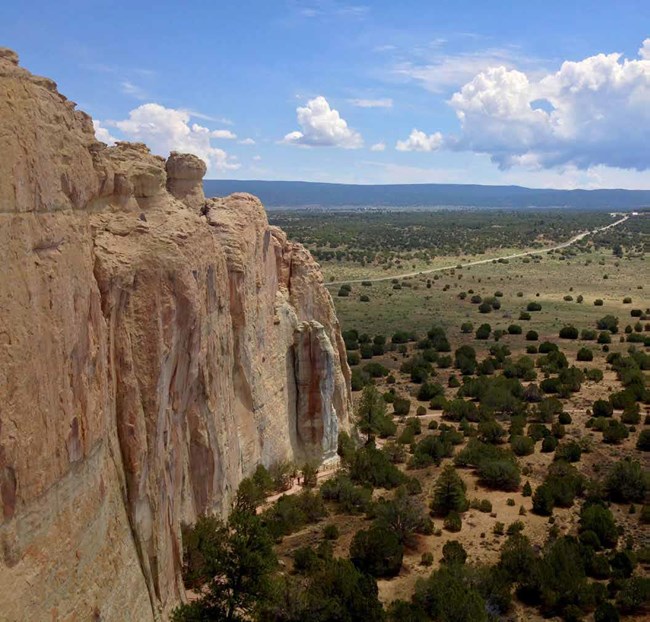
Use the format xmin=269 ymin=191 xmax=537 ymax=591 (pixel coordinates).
xmin=172 ymin=495 xmax=277 ymax=622
xmin=356 ymin=384 xmax=395 ymax=441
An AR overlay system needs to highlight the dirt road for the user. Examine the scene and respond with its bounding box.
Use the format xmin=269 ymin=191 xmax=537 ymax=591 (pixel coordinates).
xmin=325 ymin=214 xmax=630 ymax=287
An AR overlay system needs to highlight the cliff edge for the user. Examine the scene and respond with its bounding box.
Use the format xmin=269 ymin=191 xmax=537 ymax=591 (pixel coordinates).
xmin=0 ymin=48 xmax=351 ymax=620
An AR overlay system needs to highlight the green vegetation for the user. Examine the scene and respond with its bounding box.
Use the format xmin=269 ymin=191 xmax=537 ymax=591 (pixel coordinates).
xmin=173 ymin=497 xmax=277 ymax=622
xmin=177 ymin=210 xmax=650 ymax=622
xmin=431 ymin=465 xmax=468 ymax=516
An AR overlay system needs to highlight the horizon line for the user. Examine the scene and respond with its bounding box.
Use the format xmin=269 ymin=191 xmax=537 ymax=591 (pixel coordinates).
xmin=203 ymin=178 xmax=650 ymax=193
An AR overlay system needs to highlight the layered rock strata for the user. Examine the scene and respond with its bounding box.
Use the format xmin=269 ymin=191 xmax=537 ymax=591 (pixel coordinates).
xmin=0 ymin=48 xmax=351 ymax=621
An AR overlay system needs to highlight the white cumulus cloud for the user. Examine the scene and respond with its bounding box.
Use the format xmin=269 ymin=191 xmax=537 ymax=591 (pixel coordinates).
xmin=93 ymin=120 xmax=117 ymax=145
xmin=283 ymin=96 xmax=363 ymax=148
xmin=640 ymin=38 xmax=650 ymax=60
xmin=370 ymin=142 xmax=386 ymax=152
xmin=107 ymin=103 xmax=240 ymax=172
xmin=239 ymin=137 xmax=256 ymax=145
xmin=210 ymin=129 xmax=237 ymax=139
xmin=447 ymin=42 xmax=650 ymax=170
xmin=396 ymin=129 xmax=443 ymax=152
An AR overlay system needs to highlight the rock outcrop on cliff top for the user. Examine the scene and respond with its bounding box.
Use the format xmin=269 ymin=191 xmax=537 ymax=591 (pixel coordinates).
xmin=0 ymin=48 xmax=351 ymax=621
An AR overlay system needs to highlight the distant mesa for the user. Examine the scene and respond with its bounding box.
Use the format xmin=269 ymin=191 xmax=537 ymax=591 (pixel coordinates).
xmin=204 ymin=179 xmax=650 ymax=210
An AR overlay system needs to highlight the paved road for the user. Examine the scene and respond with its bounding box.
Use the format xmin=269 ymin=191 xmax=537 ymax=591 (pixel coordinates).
xmin=325 ymin=214 xmax=630 ymax=287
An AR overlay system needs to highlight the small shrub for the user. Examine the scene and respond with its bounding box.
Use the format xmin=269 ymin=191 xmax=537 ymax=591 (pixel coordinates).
xmin=441 ymin=540 xmax=467 ymax=565
xmin=443 ymin=512 xmax=462 ymax=532
xmin=555 ymin=440 xmax=582 ymax=462
xmin=559 ymin=325 xmax=579 ymax=339
xmin=577 ymin=347 xmax=593 ymax=362
xmin=511 ymin=435 xmax=535 ymax=457
xmin=586 ymin=368 xmax=604 ymax=382
xmin=637 ymin=429 xmax=650 ymax=451
xmin=596 ymin=315 xmax=619 ymax=333
xmin=541 ymin=436 xmax=558 ymax=452
xmin=470 ymin=498 xmax=493 ymax=513
xmin=323 ymin=524 xmax=339 ymax=540
xmin=598 ymin=331 xmax=612 ymax=344
xmin=460 ymin=322 xmax=474 ymax=334
xmin=349 ymin=525 xmax=404 ymax=578
xmin=420 ymin=551 xmax=434 ymax=567
xmin=605 ymin=459 xmax=647 ymax=503
xmin=603 ymin=420 xmax=629 ymax=444
xmin=593 ymin=399 xmax=613 ymax=418
xmin=347 ymin=351 xmax=361 ymax=366
xmin=506 ymin=520 xmax=524 ymax=535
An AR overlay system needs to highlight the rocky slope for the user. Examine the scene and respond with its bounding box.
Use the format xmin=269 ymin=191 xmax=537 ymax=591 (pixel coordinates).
xmin=0 ymin=48 xmax=351 ymax=620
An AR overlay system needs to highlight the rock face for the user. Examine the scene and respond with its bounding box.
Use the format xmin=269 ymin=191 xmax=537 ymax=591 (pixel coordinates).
xmin=0 ymin=49 xmax=351 ymax=621
xmin=166 ymin=151 xmax=207 ymax=211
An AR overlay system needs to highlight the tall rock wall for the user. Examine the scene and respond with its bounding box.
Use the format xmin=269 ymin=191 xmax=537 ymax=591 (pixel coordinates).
xmin=0 ymin=49 xmax=351 ymax=620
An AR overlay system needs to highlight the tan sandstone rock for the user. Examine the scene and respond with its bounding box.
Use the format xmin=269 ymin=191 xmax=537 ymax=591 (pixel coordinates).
xmin=166 ymin=151 xmax=207 ymax=211
xmin=0 ymin=49 xmax=351 ymax=621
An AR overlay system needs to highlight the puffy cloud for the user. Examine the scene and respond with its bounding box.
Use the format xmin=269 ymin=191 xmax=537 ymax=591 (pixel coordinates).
xmin=348 ymin=98 xmax=393 ymax=108
xmin=108 ymin=103 xmax=240 ymax=172
xmin=93 ymin=120 xmax=117 ymax=145
xmin=447 ymin=43 xmax=650 ymax=170
xmin=370 ymin=142 xmax=386 ymax=152
xmin=239 ymin=137 xmax=256 ymax=145
xmin=283 ymin=96 xmax=363 ymax=148
xmin=210 ymin=129 xmax=237 ymax=139
xmin=640 ymin=39 xmax=650 ymax=60
xmin=396 ymin=129 xmax=443 ymax=152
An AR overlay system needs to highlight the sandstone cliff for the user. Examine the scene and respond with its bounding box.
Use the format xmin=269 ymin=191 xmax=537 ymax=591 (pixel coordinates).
xmin=0 ymin=49 xmax=351 ymax=620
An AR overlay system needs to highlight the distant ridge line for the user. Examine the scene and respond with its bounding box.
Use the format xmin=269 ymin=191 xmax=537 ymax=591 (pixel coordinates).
xmin=204 ymin=179 xmax=650 ymax=210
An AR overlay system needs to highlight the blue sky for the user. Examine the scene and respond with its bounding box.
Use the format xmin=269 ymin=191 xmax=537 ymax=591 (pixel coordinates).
xmin=2 ymin=1 xmax=649 ymax=188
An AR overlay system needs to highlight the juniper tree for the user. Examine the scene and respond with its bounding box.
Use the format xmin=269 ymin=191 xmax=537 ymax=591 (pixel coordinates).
xmin=431 ymin=465 xmax=468 ymax=516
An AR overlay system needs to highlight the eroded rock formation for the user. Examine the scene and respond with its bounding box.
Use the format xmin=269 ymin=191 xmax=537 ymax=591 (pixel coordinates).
xmin=0 ymin=49 xmax=351 ymax=620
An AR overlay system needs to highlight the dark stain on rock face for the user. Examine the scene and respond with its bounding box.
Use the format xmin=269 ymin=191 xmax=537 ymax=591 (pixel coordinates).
xmin=66 ymin=416 xmax=83 ymax=463
xmin=1 ymin=465 xmax=17 ymax=520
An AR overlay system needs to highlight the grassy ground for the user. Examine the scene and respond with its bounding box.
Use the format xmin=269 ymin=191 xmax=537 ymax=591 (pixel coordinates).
xmin=320 ymin=247 xmax=527 ymax=282
xmin=269 ymin=213 xmax=649 ymax=618
xmin=275 ymin=331 xmax=648 ymax=613
xmin=329 ymin=249 xmax=648 ymax=339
